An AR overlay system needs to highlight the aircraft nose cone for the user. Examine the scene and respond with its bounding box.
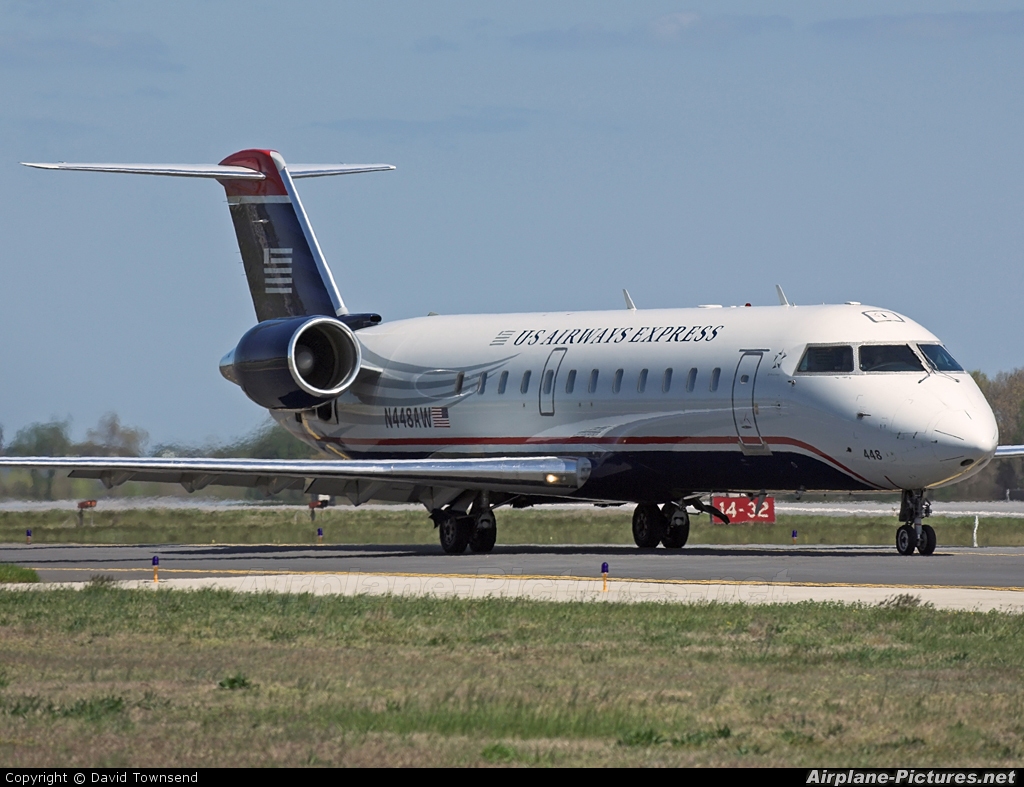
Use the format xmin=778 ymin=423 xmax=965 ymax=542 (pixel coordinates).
xmin=930 ymin=409 xmax=998 ymax=467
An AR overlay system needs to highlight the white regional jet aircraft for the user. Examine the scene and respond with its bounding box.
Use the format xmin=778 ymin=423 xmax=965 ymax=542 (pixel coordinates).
xmin=5 ymin=149 xmax=1024 ymax=556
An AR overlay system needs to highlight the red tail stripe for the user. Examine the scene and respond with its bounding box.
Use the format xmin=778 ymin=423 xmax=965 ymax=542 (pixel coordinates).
xmin=217 ymin=149 xmax=288 ymax=197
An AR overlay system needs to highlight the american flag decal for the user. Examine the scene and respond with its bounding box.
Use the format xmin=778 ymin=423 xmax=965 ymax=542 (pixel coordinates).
xmin=264 ymin=247 xmax=293 ymax=294
xmin=430 ymin=407 xmax=450 ymax=428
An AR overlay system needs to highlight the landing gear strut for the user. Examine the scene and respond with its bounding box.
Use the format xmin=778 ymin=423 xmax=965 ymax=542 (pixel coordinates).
xmin=896 ymin=490 xmax=936 ymax=556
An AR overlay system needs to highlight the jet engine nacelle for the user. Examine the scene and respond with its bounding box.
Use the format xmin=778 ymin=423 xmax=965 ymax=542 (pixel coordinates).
xmin=219 ymin=316 xmax=362 ymax=410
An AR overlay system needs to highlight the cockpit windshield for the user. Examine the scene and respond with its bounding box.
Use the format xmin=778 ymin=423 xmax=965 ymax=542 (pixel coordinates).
xmin=859 ymin=345 xmax=924 ymax=373
xmin=918 ymin=344 xmax=964 ymax=372
xmin=797 ymin=345 xmax=854 ymax=373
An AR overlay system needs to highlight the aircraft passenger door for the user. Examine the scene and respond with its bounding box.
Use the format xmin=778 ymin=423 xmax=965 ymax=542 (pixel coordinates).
xmin=732 ymin=351 xmax=770 ymax=454
xmin=539 ymin=348 xmax=567 ymax=416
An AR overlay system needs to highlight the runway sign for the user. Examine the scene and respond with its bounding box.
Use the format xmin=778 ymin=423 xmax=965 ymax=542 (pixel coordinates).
xmin=712 ymin=495 xmax=776 ymax=524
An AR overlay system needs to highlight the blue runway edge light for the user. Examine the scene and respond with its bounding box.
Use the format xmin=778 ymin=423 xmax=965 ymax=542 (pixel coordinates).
xmin=152 ymin=556 xmax=159 ymax=566
xmin=601 ymin=562 xmax=608 ymax=574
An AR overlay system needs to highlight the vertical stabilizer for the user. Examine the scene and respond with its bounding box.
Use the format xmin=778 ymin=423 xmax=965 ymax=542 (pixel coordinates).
xmin=218 ymin=149 xmax=345 ymax=321
xmin=22 ymin=150 xmax=394 ymax=322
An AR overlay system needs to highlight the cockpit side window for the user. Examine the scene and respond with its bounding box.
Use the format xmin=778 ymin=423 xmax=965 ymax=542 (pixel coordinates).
xmin=918 ymin=344 xmax=964 ymax=373
xmin=796 ymin=345 xmax=854 ymax=373
xmin=859 ymin=344 xmax=924 ymax=372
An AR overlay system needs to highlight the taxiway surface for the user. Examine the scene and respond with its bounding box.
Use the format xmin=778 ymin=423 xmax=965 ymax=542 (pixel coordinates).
xmin=2 ymin=542 xmax=1023 ymax=590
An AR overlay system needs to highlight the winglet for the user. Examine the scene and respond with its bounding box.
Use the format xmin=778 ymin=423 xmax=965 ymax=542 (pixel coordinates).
xmin=775 ymin=285 xmax=790 ymax=306
xmin=623 ymin=289 xmax=637 ymax=311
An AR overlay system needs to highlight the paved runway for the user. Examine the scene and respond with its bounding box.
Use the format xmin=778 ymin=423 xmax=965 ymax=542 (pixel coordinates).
xmin=3 ymin=542 xmax=1024 ymax=591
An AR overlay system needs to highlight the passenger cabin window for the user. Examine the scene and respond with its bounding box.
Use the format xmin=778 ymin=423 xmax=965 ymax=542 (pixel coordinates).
xmin=637 ymin=369 xmax=648 ymax=393
xmin=478 ymin=372 xmax=486 ymax=394
xmin=454 ymin=372 xmax=465 ymax=395
xmin=663 ymin=368 xmax=673 ymax=393
xmin=565 ymin=369 xmax=577 ymax=394
xmin=612 ymin=369 xmax=624 ymax=394
xmin=588 ymin=369 xmax=599 ymax=393
xmin=686 ymin=368 xmax=697 ymax=393
xmin=497 ymin=371 xmax=508 ymax=394
xmin=542 ymin=369 xmax=555 ymax=395
xmin=797 ymin=345 xmax=854 ymax=373
xmin=859 ymin=345 xmax=924 ymax=373
xmin=709 ymin=368 xmax=721 ymax=392
xmin=918 ymin=344 xmax=964 ymax=372
xmin=520 ymin=370 xmax=532 ymax=394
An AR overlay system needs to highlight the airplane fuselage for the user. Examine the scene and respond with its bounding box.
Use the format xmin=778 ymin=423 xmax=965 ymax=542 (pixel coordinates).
xmin=278 ymin=302 xmax=999 ymax=504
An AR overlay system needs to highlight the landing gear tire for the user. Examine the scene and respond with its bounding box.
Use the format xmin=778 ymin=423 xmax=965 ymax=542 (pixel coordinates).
xmin=632 ymin=503 xmax=666 ymax=548
xmin=896 ymin=524 xmax=917 ymax=556
xmin=661 ymin=504 xmax=690 ymax=549
xmin=439 ymin=513 xmax=470 ymax=555
xmin=918 ymin=524 xmax=936 ymax=556
xmin=469 ymin=509 xmax=497 ymax=554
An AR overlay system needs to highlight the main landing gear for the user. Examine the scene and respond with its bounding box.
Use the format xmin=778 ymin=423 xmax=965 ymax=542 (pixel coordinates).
xmin=432 ymin=503 xmax=497 ymax=555
xmin=631 ymin=503 xmax=691 ymax=549
xmin=896 ymin=490 xmax=936 ymax=556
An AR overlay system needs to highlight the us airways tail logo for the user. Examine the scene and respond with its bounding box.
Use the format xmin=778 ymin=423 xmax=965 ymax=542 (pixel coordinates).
xmin=385 ymin=406 xmax=450 ymax=429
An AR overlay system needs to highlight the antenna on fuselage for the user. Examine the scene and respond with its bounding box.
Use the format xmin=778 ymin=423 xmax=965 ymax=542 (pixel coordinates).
xmin=775 ymin=285 xmax=790 ymax=306
xmin=623 ymin=289 xmax=637 ymax=311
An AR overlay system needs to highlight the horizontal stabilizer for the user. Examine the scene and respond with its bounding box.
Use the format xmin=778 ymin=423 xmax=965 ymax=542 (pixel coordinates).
xmin=0 ymin=455 xmax=591 ymax=496
xmin=21 ymin=162 xmax=394 ymax=179
xmin=289 ymin=164 xmax=396 ymax=178
xmin=995 ymin=445 xmax=1024 ymax=458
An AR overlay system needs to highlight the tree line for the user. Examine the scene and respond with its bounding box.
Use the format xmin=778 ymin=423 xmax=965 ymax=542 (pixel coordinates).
xmin=0 ymin=413 xmax=316 ymax=500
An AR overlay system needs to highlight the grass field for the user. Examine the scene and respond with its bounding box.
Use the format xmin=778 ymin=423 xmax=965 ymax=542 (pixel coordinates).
xmin=1 ymin=506 xmax=1023 ymax=547
xmin=0 ymin=586 xmax=1021 ymax=766
xmin=0 ymin=564 xmax=38 ymax=583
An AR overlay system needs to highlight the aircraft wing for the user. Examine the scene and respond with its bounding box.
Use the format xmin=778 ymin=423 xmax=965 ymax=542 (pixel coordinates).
xmin=995 ymin=445 xmax=1024 ymax=458
xmin=0 ymin=455 xmax=589 ymax=502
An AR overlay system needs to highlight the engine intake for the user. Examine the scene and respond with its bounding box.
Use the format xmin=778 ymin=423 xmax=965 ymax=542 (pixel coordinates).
xmin=220 ymin=316 xmax=362 ymax=410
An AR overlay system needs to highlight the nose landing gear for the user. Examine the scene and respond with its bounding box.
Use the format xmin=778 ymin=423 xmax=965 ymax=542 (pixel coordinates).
xmin=896 ymin=490 xmax=936 ymax=556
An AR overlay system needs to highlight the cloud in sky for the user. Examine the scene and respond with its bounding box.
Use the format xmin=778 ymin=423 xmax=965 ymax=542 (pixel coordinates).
xmin=0 ymin=31 xmax=181 ymax=71
xmin=510 ymin=13 xmax=791 ymax=52
xmin=315 ymin=108 xmax=530 ymax=142
xmin=814 ymin=11 xmax=1024 ymax=41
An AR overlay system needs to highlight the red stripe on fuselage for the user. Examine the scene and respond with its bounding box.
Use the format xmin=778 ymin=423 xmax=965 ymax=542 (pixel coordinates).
xmin=315 ymin=434 xmax=878 ymax=487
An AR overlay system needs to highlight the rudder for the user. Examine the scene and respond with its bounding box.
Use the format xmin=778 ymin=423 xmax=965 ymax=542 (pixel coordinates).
xmin=218 ymin=149 xmax=343 ymax=322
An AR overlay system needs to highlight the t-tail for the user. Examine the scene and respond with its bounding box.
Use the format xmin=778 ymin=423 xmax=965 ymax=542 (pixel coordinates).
xmin=21 ymin=150 xmax=394 ymax=323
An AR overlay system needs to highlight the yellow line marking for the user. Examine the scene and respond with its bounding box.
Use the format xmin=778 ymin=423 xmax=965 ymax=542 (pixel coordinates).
xmin=25 ymin=566 xmax=1024 ymax=593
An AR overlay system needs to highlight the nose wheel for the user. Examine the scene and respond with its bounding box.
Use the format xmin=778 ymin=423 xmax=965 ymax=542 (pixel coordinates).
xmin=895 ymin=491 xmax=936 ymax=555
xmin=896 ymin=524 xmax=916 ymax=556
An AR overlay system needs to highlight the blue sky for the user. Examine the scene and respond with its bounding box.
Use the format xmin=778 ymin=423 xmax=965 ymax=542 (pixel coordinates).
xmin=2 ymin=1 xmax=1023 ymax=445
